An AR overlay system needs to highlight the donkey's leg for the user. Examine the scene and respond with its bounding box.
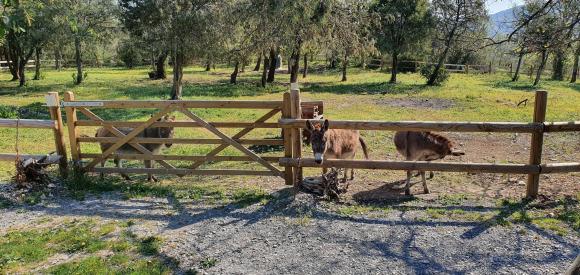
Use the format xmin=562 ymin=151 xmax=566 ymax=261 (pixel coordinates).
xmin=145 ymin=160 xmax=158 ymax=182
xmin=405 ymin=170 xmax=412 ymax=196
xmin=421 ymin=171 xmax=429 ymax=194
xmin=100 ymin=159 xmax=105 ymax=180
xmin=115 ymin=157 xmax=131 ymax=181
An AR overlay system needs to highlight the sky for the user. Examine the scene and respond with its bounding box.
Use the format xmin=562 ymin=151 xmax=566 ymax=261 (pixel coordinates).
xmin=486 ymin=0 xmax=524 ymax=14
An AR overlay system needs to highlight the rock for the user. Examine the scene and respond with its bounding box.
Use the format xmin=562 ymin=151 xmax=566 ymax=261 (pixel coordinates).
xmin=517 ymin=181 xmax=526 ymax=186
xmin=508 ymin=178 xmax=518 ymax=183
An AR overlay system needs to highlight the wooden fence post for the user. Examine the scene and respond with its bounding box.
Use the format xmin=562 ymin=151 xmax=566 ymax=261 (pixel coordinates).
xmin=290 ymin=83 xmax=303 ymax=185
xmin=64 ymin=92 xmax=81 ymax=167
xmin=282 ymin=93 xmax=294 ymax=185
xmin=527 ymin=90 xmax=547 ymax=198
xmin=465 ymin=65 xmax=469 ymax=74
xmin=46 ymin=92 xmax=68 ymax=177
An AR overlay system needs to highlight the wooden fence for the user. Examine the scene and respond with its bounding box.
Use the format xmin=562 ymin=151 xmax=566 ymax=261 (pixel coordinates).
xmin=3 ymin=90 xmax=578 ymax=199
xmin=369 ymin=59 xmax=492 ymax=74
xmin=0 ymin=92 xmax=68 ymax=176
xmin=278 ymin=89 xmax=580 ymax=199
xmin=61 ymin=91 xmax=322 ymax=185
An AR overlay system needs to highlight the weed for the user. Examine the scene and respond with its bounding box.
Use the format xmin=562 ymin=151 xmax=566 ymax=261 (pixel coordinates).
xmin=200 ymin=257 xmax=218 ymax=269
xmin=138 ymin=236 xmax=162 ymax=256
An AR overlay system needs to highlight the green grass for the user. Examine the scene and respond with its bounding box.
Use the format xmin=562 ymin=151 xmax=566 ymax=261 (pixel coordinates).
xmin=1 ymin=66 xmax=578 ymax=179
xmin=336 ymin=203 xmax=391 ymax=217
xmin=423 ymin=196 xmax=579 ymax=236
xmin=0 ymin=218 xmax=175 ymax=274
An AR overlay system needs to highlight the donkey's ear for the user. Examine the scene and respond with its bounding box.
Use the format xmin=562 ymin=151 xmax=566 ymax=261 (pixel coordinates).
xmin=305 ymin=120 xmax=314 ymax=133
xmin=323 ymin=119 xmax=329 ymax=131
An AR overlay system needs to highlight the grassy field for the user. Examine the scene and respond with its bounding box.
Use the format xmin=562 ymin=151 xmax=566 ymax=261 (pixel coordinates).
xmin=0 ymin=66 xmax=579 ymax=273
xmin=0 ymin=65 xmax=578 ymax=179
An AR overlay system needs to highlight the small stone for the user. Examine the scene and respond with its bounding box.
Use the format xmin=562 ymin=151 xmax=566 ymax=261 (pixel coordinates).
xmin=47 ymin=183 xmax=55 ymax=188
xmin=547 ymin=212 xmax=555 ymax=218
xmin=508 ymin=178 xmax=518 ymax=183
xmin=517 ymin=181 xmax=526 ymax=186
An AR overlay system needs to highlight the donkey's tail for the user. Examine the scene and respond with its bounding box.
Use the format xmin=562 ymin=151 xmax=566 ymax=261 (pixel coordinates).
xmin=359 ymin=137 xmax=369 ymax=159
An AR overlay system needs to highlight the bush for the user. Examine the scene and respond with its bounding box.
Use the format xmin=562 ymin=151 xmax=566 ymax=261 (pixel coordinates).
xmin=117 ymin=41 xmax=142 ymax=69
xmin=419 ymin=64 xmax=449 ymax=85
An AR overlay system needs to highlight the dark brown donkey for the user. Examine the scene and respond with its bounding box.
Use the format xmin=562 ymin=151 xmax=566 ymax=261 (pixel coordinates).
xmin=394 ymin=131 xmax=464 ymax=195
xmin=306 ymin=119 xmax=369 ymax=181
xmin=96 ymin=115 xmax=176 ymax=182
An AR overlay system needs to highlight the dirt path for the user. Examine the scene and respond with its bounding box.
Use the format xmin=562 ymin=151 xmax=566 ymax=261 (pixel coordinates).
xmin=1 ymin=189 xmax=577 ymax=274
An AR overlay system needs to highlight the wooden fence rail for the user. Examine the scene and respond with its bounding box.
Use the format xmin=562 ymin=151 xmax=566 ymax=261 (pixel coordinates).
xmin=0 ymin=92 xmax=68 ymax=176
xmin=279 ymin=89 xmax=580 ymax=199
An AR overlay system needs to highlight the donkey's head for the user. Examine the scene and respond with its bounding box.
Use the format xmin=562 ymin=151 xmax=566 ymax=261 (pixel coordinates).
xmin=305 ymin=119 xmax=329 ymax=164
xmin=157 ymin=114 xmax=176 ymax=148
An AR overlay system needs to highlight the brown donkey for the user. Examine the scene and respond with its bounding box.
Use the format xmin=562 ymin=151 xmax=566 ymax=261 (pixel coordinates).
xmin=306 ymin=119 xmax=369 ymax=181
xmin=394 ymin=131 xmax=464 ymax=195
xmin=96 ymin=115 xmax=176 ymax=182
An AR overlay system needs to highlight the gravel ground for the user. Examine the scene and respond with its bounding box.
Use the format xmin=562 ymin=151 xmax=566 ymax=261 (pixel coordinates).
xmin=1 ymin=187 xmax=578 ymax=274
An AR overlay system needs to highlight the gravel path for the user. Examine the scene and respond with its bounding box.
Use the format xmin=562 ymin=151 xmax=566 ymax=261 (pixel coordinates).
xmin=0 ymin=188 xmax=578 ymax=274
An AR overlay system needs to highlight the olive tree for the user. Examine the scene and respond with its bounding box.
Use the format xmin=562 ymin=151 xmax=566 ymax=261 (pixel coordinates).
xmin=426 ymin=0 xmax=487 ymax=86
xmin=371 ymin=0 xmax=432 ymax=83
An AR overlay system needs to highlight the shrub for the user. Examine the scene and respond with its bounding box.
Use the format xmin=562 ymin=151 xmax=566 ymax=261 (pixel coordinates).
xmin=117 ymin=41 xmax=142 ymax=69
xmin=419 ymin=64 xmax=449 ymax=85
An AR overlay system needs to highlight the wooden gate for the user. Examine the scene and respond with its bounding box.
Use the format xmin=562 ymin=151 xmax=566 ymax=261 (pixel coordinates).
xmin=62 ymin=91 xmax=313 ymax=182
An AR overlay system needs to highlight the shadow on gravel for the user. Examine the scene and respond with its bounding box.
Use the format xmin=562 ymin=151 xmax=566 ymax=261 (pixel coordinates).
xmin=4 ymin=185 xmax=577 ymax=273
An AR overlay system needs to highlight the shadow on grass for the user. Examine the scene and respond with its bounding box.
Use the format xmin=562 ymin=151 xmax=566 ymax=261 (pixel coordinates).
xmin=303 ymin=81 xmax=428 ymax=95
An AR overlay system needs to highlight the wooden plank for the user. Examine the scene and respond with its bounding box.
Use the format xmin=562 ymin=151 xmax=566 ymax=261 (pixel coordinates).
xmin=0 ymin=119 xmax=56 ymax=129
xmin=78 ymin=137 xmax=284 ymax=145
xmin=78 ymin=108 xmax=175 ymax=170
xmin=278 ymin=119 xmax=541 ymax=133
xmin=64 ymin=92 xmax=81 ymax=163
xmin=290 ymin=88 xmax=303 ymax=184
xmin=179 ymin=108 xmax=283 ymax=177
xmin=189 ymin=108 xmax=281 ymax=169
xmin=544 ymin=121 xmax=580 ymax=132
xmin=64 ymin=100 xmax=284 ymax=109
xmin=282 ymin=92 xmax=294 ymax=185
xmin=527 ymin=90 xmax=548 ymax=199
xmin=75 ymin=120 xmax=280 ymax=128
xmin=80 ymin=153 xmax=280 ymax=162
xmin=93 ymin=167 xmax=278 ymax=176
xmin=278 ymin=158 xmax=540 ymax=174
xmin=47 ymin=92 xmax=68 ymax=177
xmin=84 ymin=105 xmax=175 ymax=170
xmin=540 ymin=163 xmax=580 ymax=173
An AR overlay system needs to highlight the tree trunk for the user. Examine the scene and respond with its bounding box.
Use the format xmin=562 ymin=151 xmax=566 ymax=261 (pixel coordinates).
xmin=54 ymin=48 xmax=61 ymax=71
xmin=18 ymin=58 xmax=26 ymax=87
xmin=34 ymin=47 xmax=41 ymax=80
xmin=290 ymin=46 xmax=301 ymax=83
xmin=230 ymin=61 xmax=239 ymax=84
xmin=512 ymin=52 xmax=524 ymax=82
xmin=205 ymin=59 xmax=211 ymax=71
xmin=5 ymin=43 xmax=19 ymax=81
xmin=533 ymin=50 xmax=548 ymax=86
xmin=261 ymin=54 xmax=269 ymax=88
xmin=267 ymin=48 xmax=276 ymax=83
xmin=390 ymin=52 xmax=398 ymax=83
xmin=154 ymin=51 xmax=167 ymax=79
xmin=74 ymin=37 xmax=83 ymax=85
xmin=551 ymin=49 xmax=565 ymax=81
xmin=341 ymin=54 xmax=348 ymax=82
xmin=427 ymin=45 xmax=451 ymax=86
xmin=171 ymin=47 xmax=184 ymax=100
xmin=302 ymin=54 xmax=308 ymax=78
xmin=253 ymin=55 xmax=261 ymax=71
xmin=571 ymin=48 xmax=579 ymax=83
xmin=241 ymin=60 xmax=246 ymax=73
xmin=427 ymin=21 xmax=458 ymax=86
xmin=7 ymin=48 xmax=20 ymax=81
